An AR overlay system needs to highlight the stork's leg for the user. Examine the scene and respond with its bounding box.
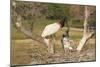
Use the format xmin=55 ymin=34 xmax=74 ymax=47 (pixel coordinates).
xmin=43 ymin=35 xmax=55 ymax=54
xmin=51 ymin=35 xmax=56 ymax=53
xmin=43 ymin=37 xmax=54 ymax=54
xmin=43 ymin=37 xmax=50 ymax=52
xmin=43 ymin=37 xmax=50 ymax=47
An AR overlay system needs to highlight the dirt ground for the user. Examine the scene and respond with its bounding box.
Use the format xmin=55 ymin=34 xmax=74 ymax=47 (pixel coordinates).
xmin=11 ymin=38 xmax=96 ymax=66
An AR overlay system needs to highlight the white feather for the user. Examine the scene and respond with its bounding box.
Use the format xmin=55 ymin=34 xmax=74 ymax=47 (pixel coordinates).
xmin=41 ymin=23 xmax=60 ymax=37
xmin=63 ymin=37 xmax=73 ymax=50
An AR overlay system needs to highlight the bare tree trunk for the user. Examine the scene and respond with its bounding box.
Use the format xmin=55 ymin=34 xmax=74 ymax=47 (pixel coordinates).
xmin=77 ymin=6 xmax=94 ymax=52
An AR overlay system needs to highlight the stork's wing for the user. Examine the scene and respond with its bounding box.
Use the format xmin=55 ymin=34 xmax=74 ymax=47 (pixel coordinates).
xmin=41 ymin=23 xmax=60 ymax=37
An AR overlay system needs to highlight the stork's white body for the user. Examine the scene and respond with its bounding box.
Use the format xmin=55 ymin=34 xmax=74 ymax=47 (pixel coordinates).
xmin=62 ymin=37 xmax=73 ymax=50
xmin=41 ymin=17 xmax=68 ymax=54
xmin=41 ymin=23 xmax=60 ymax=37
xmin=41 ymin=23 xmax=61 ymax=53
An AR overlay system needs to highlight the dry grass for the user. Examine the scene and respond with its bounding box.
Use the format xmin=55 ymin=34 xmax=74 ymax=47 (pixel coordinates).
xmin=11 ymin=29 xmax=96 ymax=66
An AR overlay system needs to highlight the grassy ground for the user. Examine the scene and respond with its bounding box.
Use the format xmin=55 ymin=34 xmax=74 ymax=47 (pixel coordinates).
xmin=11 ymin=27 xmax=96 ymax=66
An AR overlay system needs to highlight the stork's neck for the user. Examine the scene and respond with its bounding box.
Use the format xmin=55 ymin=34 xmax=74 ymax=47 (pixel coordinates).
xmin=57 ymin=22 xmax=64 ymax=28
xmin=58 ymin=17 xmax=67 ymax=28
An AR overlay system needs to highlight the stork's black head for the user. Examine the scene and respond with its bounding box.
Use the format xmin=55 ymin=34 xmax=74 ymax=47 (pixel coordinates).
xmin=62 ymin=31 xmax=69 ymax=38
xmin=59 ymin=16 xmax=67 ymax=28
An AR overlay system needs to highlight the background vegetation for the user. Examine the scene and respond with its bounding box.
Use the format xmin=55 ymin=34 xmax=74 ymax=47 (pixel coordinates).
xmin=11 ymin=1 xmax=96 ymax=39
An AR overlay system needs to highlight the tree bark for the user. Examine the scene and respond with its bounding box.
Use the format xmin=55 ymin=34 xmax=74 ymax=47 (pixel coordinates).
xmin=77 ymin=6 xmax=94 ymax=52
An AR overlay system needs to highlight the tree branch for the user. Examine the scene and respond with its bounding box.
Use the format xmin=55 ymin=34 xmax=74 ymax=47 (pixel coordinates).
xmin=15 ymin=19 xmax=46 ymax=46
